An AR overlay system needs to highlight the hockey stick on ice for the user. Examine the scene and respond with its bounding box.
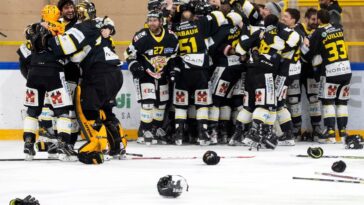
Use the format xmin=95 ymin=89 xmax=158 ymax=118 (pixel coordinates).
xmin=314 ymin=172 xmax=364 ymax=182
xmin=292 ymin=176 xmax=364 ymax=184
xmin=126 ymin=155 xmax=255 ymax=160
xmin=294 ymin=154 xmax=364 ymax=159
xmin=0 ymin=158 xmax=59 ymax=162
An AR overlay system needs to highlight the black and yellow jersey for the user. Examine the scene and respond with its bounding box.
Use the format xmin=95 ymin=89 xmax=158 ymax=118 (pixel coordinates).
xmin=295 ymin=23 xmax=314 ymax=38
xmin=125 ymin=27 xmax=179 ymax=73
xmin=209 ymin=24 xmax=242 ymax=67
xmin=278 ymin=23 xmax=302 ymax=64
xmin=307 ymin=23 xmax=350 ymax=77
xmin=48 ymin=18 xmax=120 ymax=74
xmin=172 ymin=11 xmax=227 ymax=68
xmin=236 ymin=24 xmax=285 ymax=63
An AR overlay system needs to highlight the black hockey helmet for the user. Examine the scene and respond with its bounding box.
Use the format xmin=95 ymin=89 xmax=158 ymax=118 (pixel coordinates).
xmin=157 ymin=175 xmax=189 ymax=198
xmin=148 ymin=0 xmax=163 ymax=11
xmin=76 ymin=0 xmax=96 ymax=21
xmin=203 ymin=150 xmax=220 ymax=165
xmin=147 ymin=10 xmax=163 ymax=20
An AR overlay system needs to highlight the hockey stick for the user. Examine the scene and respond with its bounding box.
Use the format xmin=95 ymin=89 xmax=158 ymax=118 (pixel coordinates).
xmin=314 ymin=172 xmax=364 ymax=182
xmin=127 ymin=155 xmax=255 ymax=160
xmin=0 ymin=158 xmax=59 ymax=162
xmin=294 ymin=154 xmax=364 ymax=159
xmin=0 ymin=32 xmax=7 ymax=37
xmin=125 ymin=152 xmax=143 ymax=157
xmin=292 ymin=176 xmax=364 ymax=184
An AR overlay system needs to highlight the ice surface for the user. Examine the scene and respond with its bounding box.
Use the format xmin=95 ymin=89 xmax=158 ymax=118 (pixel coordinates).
xmin=0 ymin=141 xmax=363 ymax=205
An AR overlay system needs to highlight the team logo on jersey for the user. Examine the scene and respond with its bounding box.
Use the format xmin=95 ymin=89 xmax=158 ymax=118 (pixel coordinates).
xmin=150 ymin=56 xmax=168 ymax=73
xmin=134 ymin=31 xmax=146 ymax=42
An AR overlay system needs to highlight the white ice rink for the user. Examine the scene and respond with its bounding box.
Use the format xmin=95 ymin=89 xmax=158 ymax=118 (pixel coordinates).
xmin=0 ymin=141 xmax=363 ymax=205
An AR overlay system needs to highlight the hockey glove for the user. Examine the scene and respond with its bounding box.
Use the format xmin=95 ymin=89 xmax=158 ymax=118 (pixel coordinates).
xmin=78 ymin=152 xmax=104 ymax=164
xmin=129 ymin=62 xmax=145 ymax=78
xmin=9 ymin=195 xmax=40 ymax=205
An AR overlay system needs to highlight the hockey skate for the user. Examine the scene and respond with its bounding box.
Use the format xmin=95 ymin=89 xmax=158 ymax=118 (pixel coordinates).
xmin=208 ymin=126 xmax=218 ymax=145
xmin=198 ymin=124 xmax=211 ymax=146
xmin=57 ymin=141 xmax=78 ymax=162
xmin=318 ymin=128 xmax=336 ymax=144
xmin=24 ymin=136 xmax=36 ymax=161
xmin=228 ymin=123 xmax=243 ymax=146
xmin=144 ymin=130 xmax=157 ymax=146
xmin=278 ymin=130 xmax=295 ymax=146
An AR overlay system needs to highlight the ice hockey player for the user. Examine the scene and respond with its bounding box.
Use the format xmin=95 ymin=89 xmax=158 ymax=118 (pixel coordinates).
xmin=22 ymin=5 xmax=74 ymax=160
xmin=47 ymin=0 xmax=126 ymax=163
xmin=275 ymin=8 xmax=303 ymax=146
xmin=125 ymin=10 xmax=179 ymax=145
xmin=208 ymin=1 xmax=245 ymax=144
xmin=291 ymin=8 xmax=322 ymax=141
xmin=235 ymin=14 xmax=286 ymax=150
xmin=319 ymin=0 xmax=342 ymax=27
xmin=304 ymin=9 xmax=351 ymax=144
xmin=171 ymin=1 xmax=228 ymax=145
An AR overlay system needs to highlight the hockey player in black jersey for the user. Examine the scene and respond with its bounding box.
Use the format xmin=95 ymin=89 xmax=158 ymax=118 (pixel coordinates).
xmin=235 ymin=14 xmax=286 ymax=150
xmin=46 ymin=0 xmax=126 ymax=163
xmin=22 ymin=5 xmax=74 ymax=160
xmin=126 ymin=11 xmax=179 ymax=145
xmin=171 ymin=2 xmax=228 ymax=145
xmin=208 ymin=1 xmax=245 ymax=145
xmin=305 ymin=9 xmax=351 ymax=144
xmin=286 ymin=8 xmax=322 ymax=141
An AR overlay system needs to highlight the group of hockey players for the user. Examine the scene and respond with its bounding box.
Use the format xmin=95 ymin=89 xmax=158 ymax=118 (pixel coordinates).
xmin=18 ymin=0 xmax=363 ymax=164
xmin=126 ymin=0 xmax=362 ymax=149
xmin=18 ymin=0 xmax=127 ymax=164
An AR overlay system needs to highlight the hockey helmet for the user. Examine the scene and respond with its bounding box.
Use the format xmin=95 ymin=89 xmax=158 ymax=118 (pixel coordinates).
xmin=147 ymin=10 xmax=163 ymax=20
xmin=203 ymin=150 xmax=220 ymax=165
xmin=76 ymin=0 xmax=96 ymax=21
xmin=157 ymin=175 xmax=189 ymax=198
xmin=41 ymin=5 xmax=61 ymax=22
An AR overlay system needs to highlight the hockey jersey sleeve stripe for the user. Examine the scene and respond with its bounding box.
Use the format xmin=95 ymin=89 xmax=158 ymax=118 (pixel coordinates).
xmin=235 ymin=42 xmax=247 ymax=56
xmin=210 ymin=11 xmax=227 ymax=27
xmin=285 ymin=31 xmax=301 ymax=48
xmin=65 ymin=28 xmax=85 ymax=44
xmin=57 ymin=35 xmax=78 ymax=55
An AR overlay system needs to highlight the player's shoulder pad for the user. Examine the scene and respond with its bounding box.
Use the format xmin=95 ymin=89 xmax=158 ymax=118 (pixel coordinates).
xmin=133 ymin=28 xmax=149 ymax=43
xmin=167 ymin=29 xmax=178 ymax=39
xmin=209 ymin=11 xmax=228 ymax=26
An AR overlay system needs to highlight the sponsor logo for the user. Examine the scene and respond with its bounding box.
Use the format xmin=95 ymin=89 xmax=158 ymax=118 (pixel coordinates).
xmin=116 ymin=93 xmax=131 ymax=109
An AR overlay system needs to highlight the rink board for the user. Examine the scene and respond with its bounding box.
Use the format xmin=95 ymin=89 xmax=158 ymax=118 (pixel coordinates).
xmin=0 ymin=63 xmax=364 ymax=140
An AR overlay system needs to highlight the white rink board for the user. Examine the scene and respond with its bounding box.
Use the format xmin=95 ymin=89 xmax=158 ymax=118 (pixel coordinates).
xmin=0 ymin=70 xmax=363 ymax=130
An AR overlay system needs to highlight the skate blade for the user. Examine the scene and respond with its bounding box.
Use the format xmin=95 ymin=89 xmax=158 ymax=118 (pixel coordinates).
xmin=318 ymin=138 xmax=336 ymax=144
xmin=48 ymin=154 xmax=59 ymax=159
xmin=175 ymin=139 xmax=183 ymax=146
xmin=277 ymin=140 xmax=295 ymax=146
xmin=152 ymin=139 xmax=158 ymax=145
xmin=24 ymin=154 xmax=34 ymax=161
xmin=199 ymin=140 xmax=210 ymax=146
xmin=59 ymin=154 xmax=78 ymax=162
xmin=136 ymin=137 xmax=145 ymax=144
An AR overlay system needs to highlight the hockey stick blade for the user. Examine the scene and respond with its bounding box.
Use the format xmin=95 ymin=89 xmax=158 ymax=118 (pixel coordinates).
xmin=314 ymin=172 xmax=364 ymax=181
xmin=0 ymin=158 xmax=59 ymax=162
xmin=293 ymin=176 xmax=364 ymax=184
xmin=294 ymin=154 xmax=364 ymax=159
xmin=125 ymin=152 xmax=143 ymax=157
